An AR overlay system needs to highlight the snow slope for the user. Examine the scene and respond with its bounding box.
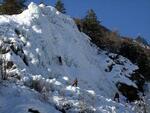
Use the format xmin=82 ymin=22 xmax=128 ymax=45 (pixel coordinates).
xmin=0 ymin=2 xmax=145 ymax=113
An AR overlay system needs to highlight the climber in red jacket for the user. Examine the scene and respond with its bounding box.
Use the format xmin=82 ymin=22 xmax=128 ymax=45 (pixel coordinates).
xmin=72 ymin=78 xmax=78 ymax=87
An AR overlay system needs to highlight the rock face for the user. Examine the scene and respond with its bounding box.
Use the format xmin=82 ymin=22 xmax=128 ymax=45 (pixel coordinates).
xmin=130 ymin=70 xmax=145 ymax=92
xmin=0 ymin=2 xmax=147 ymax=113
xmin=118 ymin=70 xmax=146 ymax=102
xmin=117 ymin=82 xmax=139 ymax=102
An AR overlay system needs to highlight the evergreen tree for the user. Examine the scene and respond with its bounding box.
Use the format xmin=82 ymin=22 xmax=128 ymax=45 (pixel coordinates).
xmin=55 ymin=0 xmax=66 ymax=14
xmin=82 ymin=9 xmax=102 ymax=45
xmin=0 ymin=0 xmax=27 ymax=15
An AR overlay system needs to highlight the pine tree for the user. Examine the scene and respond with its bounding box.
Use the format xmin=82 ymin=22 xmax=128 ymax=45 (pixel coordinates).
xmin=55 ymin=0 xmax=66 ymax=14
xmin=82 ymin=9 xmax=101 ymax=45
xmin=84 ymin=9 xmax=99 ymax=23
xmin=0 ymin=0 xmax=27 ymax=15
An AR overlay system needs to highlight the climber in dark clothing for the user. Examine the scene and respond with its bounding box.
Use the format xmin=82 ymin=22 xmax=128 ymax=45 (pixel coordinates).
xmin=114 ymin=92 xmax=120 ymax=102
xmin=58 ymin=56 xmax=62 ymax=65
xmin=72 ymin=78 xmax=78 ymax=87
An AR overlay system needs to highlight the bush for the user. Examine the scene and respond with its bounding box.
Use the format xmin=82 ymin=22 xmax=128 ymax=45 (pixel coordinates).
xmin=0 ymin=0 xmax=27 ymax=15
xmin=30 ymin=79 xmax=44 ymax=92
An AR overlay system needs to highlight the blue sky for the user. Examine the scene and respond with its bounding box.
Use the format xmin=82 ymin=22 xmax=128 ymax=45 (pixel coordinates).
xmin=31 ymin=0 xmax=150 ymax=42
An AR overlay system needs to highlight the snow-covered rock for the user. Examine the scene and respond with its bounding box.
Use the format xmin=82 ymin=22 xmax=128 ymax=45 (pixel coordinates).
xmin=0 ymin=2 xmax=147 ymax=113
